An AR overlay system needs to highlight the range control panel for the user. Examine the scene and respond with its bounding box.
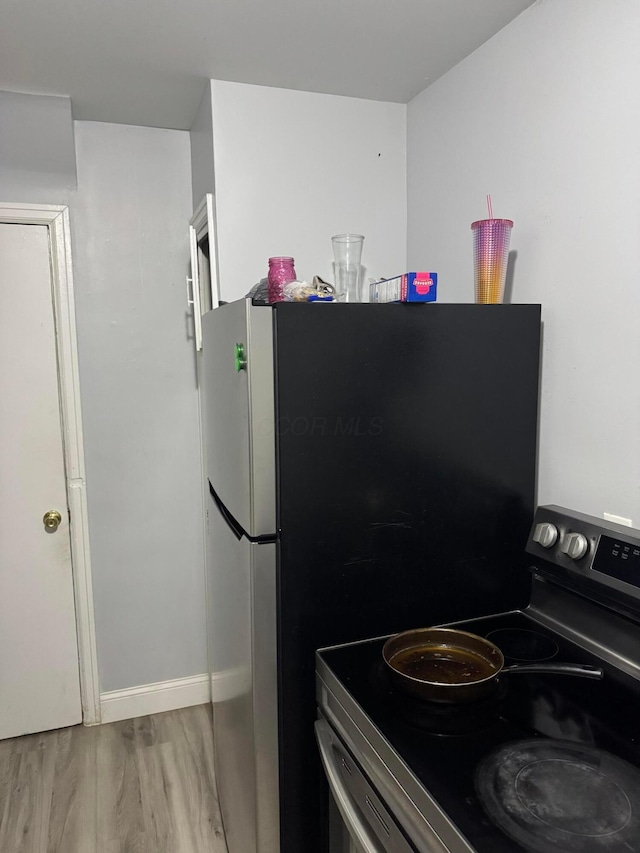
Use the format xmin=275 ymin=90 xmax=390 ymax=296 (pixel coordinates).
xmin=593 ymin=536 xmax=640 ymax=586
xmin=526 ymin=505 xmax=640 ymax=604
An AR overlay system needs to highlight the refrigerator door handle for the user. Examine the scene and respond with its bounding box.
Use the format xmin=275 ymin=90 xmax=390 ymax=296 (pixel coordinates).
xmin=209 ymin=481 xmax=244 ymax=541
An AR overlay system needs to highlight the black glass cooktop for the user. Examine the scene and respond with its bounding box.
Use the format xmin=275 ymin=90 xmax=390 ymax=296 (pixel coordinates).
xmin=318 ymin=610 xmax=640 ymax=853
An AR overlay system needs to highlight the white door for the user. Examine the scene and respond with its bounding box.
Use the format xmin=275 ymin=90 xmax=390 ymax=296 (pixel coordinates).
xmin=0 ymin=222 xmax=82 ymax=739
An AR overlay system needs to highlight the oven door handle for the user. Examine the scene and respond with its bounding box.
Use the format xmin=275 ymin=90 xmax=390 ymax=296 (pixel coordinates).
xmin=315 ymin=719 xmax=386 ymax=853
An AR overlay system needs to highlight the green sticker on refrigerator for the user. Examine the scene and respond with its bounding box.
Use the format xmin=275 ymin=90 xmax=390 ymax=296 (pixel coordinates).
xmin=234 ymin=343 xmax=247 ymax=372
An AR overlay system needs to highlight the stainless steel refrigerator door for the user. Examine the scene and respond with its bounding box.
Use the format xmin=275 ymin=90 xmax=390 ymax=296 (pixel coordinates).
xmin=202 ymin=298 xmax=275 ymax=537
xmin=207 ymin=492 xmax=279 ymax=853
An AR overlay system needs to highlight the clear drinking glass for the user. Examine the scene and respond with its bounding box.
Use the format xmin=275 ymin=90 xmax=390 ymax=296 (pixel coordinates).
xmin=332 ymin=234 xmax=364 ymax=302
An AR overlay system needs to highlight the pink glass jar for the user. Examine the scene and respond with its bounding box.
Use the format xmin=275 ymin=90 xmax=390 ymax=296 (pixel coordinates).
xmin=268 ymin=256 xmax=297 ymax=303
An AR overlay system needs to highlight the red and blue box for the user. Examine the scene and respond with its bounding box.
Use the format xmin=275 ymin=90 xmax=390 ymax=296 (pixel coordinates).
xmin=369 ymin=272 xmax=437 ymax=303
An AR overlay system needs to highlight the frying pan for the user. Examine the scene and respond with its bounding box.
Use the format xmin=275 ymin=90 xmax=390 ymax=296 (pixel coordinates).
xmin=382 ymin=627 xmax=603 ymax=704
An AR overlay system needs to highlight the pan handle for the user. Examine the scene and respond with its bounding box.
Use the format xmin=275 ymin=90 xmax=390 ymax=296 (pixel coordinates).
xmin=502 ymin=663 xmax=604 ymax=679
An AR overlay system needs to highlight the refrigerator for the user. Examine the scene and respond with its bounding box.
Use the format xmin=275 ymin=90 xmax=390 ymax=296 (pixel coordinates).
xmin=201 ymin=298 xmax=541 ymax=853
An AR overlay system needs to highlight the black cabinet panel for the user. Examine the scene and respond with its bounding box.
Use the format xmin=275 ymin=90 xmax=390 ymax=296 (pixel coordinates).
xmin=272 ymin=303 xmax=541 ymax=853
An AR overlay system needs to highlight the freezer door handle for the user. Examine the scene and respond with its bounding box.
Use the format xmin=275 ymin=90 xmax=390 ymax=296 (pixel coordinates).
xmin=315 ymin=719 xmax=386 ymax=853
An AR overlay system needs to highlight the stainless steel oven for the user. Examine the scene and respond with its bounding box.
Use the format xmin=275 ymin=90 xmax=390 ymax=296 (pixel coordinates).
xmin=316 ymin=716 xmax=419 ymax=853
xmin=316 ymin=506 xmax=640 ymax=853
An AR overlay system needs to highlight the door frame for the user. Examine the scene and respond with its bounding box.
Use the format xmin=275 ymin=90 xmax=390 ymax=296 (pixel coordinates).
xmin=0 ymin=202 xmax=101 ymax=725
xmin=189 ymin=192 xmax=221 ymax=351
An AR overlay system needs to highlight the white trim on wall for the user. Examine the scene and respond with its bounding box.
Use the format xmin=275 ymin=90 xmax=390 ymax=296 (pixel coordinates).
xmin=100 ymin=674 xmax=210 ymax=724
xmin=0 ymin=201 xmax=101 ymax=725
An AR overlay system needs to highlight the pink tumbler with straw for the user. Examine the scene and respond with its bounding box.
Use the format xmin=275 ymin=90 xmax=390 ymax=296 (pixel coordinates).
xmin=471 ymin=218 xmax=513 ymax=304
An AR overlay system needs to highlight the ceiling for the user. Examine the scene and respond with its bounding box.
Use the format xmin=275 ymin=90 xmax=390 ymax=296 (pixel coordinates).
xmin=0 ymin=0 xmax=536 ymax=131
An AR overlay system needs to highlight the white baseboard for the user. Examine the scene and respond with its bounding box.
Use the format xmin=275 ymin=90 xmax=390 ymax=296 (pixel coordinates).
xmin=99 ymin=673 xmax=210 ymax=725
xmin=210 ymin=666 xmax=250 ymax=702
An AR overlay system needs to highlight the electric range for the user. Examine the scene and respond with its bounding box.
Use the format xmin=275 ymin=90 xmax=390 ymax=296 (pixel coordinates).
xmin=316 ymin=506 xmax=640 ymax=853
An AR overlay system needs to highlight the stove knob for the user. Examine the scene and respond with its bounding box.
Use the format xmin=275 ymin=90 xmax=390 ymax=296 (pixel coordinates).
xmin=561 ymin=532 xmax=589 ymax=560
xmin=532 ymin=522 xmax=558 ymax=548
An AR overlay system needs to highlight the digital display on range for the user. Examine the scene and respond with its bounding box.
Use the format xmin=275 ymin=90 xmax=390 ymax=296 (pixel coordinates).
xmin=592 ymin=535 xmax=640 ymax=589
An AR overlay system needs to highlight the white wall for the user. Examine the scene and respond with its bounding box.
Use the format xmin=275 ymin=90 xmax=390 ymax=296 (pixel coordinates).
xmin=190 ymin=81 xmax=215 ymax=209
xmin=209 ymin=81 xmax=407 ymax=301
xmin=72 ymin=121 xmax=206 ymax=692
xmin=0 ymin=91 xmax=76 ymax=203
xmin=407 ymin=0 xmax=640 ymax=523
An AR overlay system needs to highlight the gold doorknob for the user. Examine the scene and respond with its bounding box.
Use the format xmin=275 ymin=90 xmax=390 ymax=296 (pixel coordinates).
xmin=43 ymin=510 xmax=62 ymax=531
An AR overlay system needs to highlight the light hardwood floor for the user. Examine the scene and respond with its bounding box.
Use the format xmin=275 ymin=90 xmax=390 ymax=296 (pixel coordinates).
xmin=0 ymin=704 xmax=228 ymax=853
